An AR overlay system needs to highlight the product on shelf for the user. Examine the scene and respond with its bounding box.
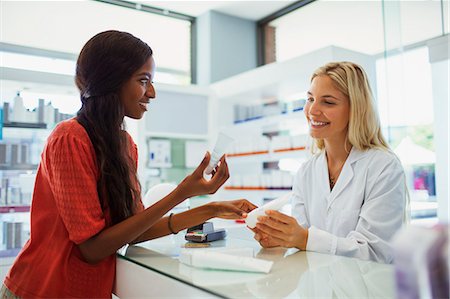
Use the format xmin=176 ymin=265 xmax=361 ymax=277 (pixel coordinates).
xmin=2 ymin=94 xmax=74 ymax=127
xmin=2 ymin=221 xmax=23 ymax=249
xmin=11 ymin=92 xmax=26 ymax=123
xmin=225 ymin=170 xmax=293 ymax=190
xmin=0 ymin=143 xmax=31 ymax=166
xmin=233 ymin=99 xmax=306 ymax=124
xmin=228 ymin=134 xmax=308 ymax=156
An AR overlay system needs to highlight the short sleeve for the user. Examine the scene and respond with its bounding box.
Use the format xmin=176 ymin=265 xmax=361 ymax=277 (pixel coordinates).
xmin=44 ymin=133 xmax=105 ymax=244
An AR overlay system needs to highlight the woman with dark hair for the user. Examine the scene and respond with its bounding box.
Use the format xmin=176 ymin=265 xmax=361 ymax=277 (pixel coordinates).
xmin=2 ymin=30 xmax=256 ymax=298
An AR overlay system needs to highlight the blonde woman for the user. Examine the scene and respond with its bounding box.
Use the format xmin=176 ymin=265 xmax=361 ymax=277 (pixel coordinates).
xmin=253 ymin=61 xmax=407 ymax=263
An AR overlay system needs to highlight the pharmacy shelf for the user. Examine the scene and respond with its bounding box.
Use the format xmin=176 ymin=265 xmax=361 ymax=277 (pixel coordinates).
xmin=0 ymin=164 xmax=38 ymax=171
xmin=232 ymin=110 xmax=305 ymax=127
xmin=224 ymin=187 xmax=291 ymax=191
xmin=0 ymin=205 xmax=30 ymax=214
xmin=225 ymin=111 xmax=308 ymax=133
xmin=221 ymin=188 xmax=291 ymax=198
xmin=3 ymin=122 xmax=47 ymax=129
xmin=227 ymin=148 xmax=309 ymax=163
xmin=144 ymin=131 xmax=208 ymax=140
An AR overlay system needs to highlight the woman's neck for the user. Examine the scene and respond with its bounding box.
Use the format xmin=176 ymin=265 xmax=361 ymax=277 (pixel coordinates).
xmin=324 ymin=137 xmax=352 ymax=165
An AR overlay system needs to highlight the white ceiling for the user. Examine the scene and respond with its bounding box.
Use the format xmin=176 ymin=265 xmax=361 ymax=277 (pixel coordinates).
xmin=136 ymin=1 xmax=296 ymax=20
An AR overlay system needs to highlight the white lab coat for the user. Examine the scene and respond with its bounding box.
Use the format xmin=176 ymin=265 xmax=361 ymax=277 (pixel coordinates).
xmin=292 ymin=147 xmax=406 ymax=263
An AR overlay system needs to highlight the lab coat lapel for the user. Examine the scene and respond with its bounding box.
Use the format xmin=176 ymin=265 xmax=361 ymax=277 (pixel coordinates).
xmin=317 ymin=152 xmax=331 ymax=195
xmin=327 ymin=148 xmax=365 ymax=209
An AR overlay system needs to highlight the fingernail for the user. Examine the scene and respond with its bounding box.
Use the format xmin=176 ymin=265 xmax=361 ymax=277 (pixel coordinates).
xmin=257 ymin=216 xmax=264 ymax=222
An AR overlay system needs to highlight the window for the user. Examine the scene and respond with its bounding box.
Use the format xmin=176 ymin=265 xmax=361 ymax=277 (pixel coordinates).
xmin=1 ymin=0 xmax=193 ymax=84
xmin=376 ymin=47 xmax=437 ymax=220
xmin=265 ymin=0 xmax=445 ymax=63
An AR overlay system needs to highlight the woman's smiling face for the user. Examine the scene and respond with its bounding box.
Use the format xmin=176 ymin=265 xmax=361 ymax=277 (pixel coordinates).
xmin=304 ymin=74 xmax=350 ymax=142
xmin=119 ymin=56 xmax=156 ymax=119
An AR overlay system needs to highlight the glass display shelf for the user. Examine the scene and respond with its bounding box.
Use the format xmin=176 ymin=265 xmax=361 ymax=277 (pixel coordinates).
xmin=117 ymin=221 xmax=396 ymax=299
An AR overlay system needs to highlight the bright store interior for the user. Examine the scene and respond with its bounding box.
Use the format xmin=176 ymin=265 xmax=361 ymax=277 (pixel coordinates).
xmin=0 ymin=0 xmax=449 ymax=285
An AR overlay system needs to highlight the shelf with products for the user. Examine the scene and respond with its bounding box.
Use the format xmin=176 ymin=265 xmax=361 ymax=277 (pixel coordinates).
xmin=0 ymin=86 xmax=78 ymax=257
xmin=0 ymin=165 xmax=38 ymax=171
xmin=0 ymin=170 xmax=36 ymax=212
xmin=0 ymin=210 xmax=30 ymax=254
xmin=0 ymin=125 xmax=43 ymax=216
xmin=0 ymin=51 xmax=80 ymax=257
xmin=3 ymin=122 xmax=47 ymax=129
xmin=215 ymin=110 xmax=310 ymax=204
xmin=226 ymin=147 xmax=309 ymax=164
xmin=0 ymin=205 xmax=30 ymax=214
xmin=0 ymin=125 xmax=51 ymax=172
xmin=217 ymin=187 xmax=292 ymax=206
xmin=224 ymin=186 xmax=292 ymax=190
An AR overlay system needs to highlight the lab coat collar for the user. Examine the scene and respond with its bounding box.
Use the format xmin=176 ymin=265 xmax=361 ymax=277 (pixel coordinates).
xmin=325 ymin=147 xmax=367 ymax=209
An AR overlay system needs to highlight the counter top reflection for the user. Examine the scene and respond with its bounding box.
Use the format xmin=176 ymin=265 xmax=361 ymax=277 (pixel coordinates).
xmin=117 ymin=221 xmax=396 ymax=298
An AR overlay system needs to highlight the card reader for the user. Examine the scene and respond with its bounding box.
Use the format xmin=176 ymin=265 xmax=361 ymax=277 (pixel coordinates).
xmin=185 ymin=222 xmax=226 ymax=243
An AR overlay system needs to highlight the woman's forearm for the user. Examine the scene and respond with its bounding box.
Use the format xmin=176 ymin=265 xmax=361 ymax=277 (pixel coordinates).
xmin=131 ymin=203 xmax=217 ymax=243
xmin=77 ymin=187 xmax=189 ymax=264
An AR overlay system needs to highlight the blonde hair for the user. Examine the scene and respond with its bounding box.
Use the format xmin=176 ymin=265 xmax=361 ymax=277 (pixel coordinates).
xmin=310 ymin=61 xmax=389 ymax=152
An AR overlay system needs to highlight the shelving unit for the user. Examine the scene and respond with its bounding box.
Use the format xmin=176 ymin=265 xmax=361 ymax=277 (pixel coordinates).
xmin=3 ymin=122 xmax=47 ymax=129
xmin=0 ymin=123 xmax=47 ymax=256
xmin=0 ymin=165 xmax=38 ymax=171
xmin=0 ymin=205 xmax=30 ymax=214
xmin=0 ymin=100 xmax=64 ymax=257
xmin=227 ymin=147 xmax=308 ymax=163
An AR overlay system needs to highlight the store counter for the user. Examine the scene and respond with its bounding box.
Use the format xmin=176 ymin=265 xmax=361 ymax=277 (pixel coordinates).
xmin=115 ymin=221 xmax=396 ymax=298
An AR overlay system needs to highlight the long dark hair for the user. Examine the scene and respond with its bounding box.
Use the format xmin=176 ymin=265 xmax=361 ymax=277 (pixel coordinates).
xmin=75 ymin=30 xmax=153 ymax=224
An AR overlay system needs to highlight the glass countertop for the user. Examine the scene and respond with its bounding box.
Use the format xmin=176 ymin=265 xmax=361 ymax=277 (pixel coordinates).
xmin=118 ymin=220 xmax=396 ymax=299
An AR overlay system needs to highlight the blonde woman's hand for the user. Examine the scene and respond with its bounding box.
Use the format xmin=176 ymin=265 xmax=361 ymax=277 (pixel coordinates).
xmin=252 ymin=210 xmax=308 ymax=250
xmin=208 ymin=199 xmax=258 ymax=219
xmin=177 ymin=152 xmax=229 ymax=198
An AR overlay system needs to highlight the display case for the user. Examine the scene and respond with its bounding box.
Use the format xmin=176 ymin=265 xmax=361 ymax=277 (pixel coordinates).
xmin=0 ymin=54 xmax=79 ymax=272
xmin=115 ymin=221 xmax=397 ymax=298
xmin=0 ymin=124 xmax=46 ymax=237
